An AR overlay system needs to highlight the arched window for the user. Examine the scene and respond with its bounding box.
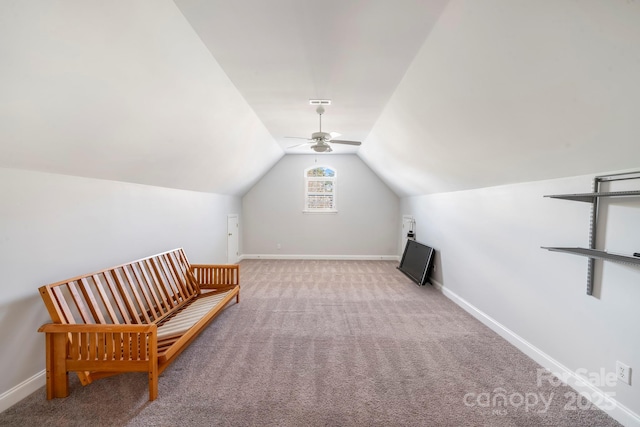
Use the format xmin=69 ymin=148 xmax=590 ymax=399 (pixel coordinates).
xmin=304 ymin=166 xmax=337 ymax=212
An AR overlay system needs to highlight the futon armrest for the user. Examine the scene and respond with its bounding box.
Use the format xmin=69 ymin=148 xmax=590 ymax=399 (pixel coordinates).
xmin=39 ymin=323 xmax=158 ymax=371
xmin=190 ymin=264 xmax=239 ymax=290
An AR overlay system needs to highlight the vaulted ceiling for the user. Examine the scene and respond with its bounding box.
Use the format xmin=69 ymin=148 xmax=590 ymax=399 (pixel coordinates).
xmin=1 ymin=0 xmax=639 ymax=197
xmin=174 ymin=0 xmax=449 ymax=157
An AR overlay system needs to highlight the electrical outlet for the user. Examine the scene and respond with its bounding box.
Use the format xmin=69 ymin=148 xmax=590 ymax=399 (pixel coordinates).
xmin=276 ymin=243 xmax=281 ymax=250
xmin=617 ymin=361 xmax=631 ymax=385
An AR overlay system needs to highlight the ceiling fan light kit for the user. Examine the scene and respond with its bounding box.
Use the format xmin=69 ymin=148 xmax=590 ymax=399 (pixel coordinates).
xmin=311 ymin=143 xmax=331 ymax=153
xmin=285 ymin=105 xmax=362 ymax=153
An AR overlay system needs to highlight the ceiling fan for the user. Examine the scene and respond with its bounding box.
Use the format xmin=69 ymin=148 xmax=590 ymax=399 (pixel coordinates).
xmin=285 ymin=106 xmax=362 ymax=153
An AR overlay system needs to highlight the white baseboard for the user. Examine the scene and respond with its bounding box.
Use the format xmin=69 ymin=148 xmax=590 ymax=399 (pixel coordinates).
xmin=240 ymin=254 xmax=400 ymax=261
xmin=0 ymin=370 xmax=45 ymax=413
xmin=431 ymin=278 xmax=640 ymax=427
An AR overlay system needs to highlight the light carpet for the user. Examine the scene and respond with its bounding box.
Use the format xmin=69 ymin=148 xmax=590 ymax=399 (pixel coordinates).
xmin=0 ymin=260 xmax=621 ymax=426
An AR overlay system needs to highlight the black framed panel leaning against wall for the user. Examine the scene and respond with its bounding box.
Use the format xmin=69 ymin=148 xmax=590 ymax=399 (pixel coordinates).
xmin=398 ymin=239 xmax=435 ymax=286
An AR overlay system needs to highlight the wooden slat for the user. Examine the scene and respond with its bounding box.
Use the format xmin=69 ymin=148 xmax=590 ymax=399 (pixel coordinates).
xmin=145 ymin=258 xmax=174 ymax=310
xmin=52 ymin=287 xmax=76 ymax=324
xmin=111 ymin=269 xmax=141 ymax=324
xmin=129 ymin=264 xmax=159 ymax=321
xmin=70 ymin=333 xmax=80 ymax=360
xmin=39 ymin=286 xmax=65 ymax=324
xmin=67 ymin=360 xmax=150 ymax=372
xmin=173 ymin=252 xmax=196 ymax=298
xmin=159 ymin=286 xmax=238 ymax=364
xmin=178 ymin=250 xmax=199 ymax=293
xmin=192 ymin=264 xmax=239 ymax=289
xmin=80 ymin=332 xmax=89 ymax=360
xmin=106 ymin=332 xmax=114 ymax=361
xmin=67 ymin=282 xmax=93 ymax=324
xmin=121 ymin=265 xmax=152 ymax=324
xmin=41 ymin=248 xmax=187 ymax=289
xmin=92 ymin=274 xmax=120 ymax=324
xmin=164 ymin=254 xmax=189 ymax=306
xmin=164 ymin=252 xmax=190 ymax=300
xmin=156 ymin=292 xmax=228 ymax=339
xmin=102 ymin=271 xmax=132 ymax=325
xmin=123 ymin=333 xmax=130 ymax=360
xmin=130 ymin=333 xmax=137 ymax=360
xmin=103 ymin=272 xmax=132 ymax=324
xmin=158 ymin=254 xmax=185 ymax=303
xmin=116 ymin=333 xmax=123 ymax=361
xmin=89 ymin=332 xmax=97 ymax=361
xmin=132 ymin=261 xmax=166 ymax=319
xmin=79 ymin=278 xmax=106 ymax=323
xmin=179 ymin=250 xmax=199 ymax=294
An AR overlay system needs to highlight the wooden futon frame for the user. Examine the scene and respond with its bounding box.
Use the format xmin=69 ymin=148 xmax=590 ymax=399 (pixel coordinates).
xmin=38 ymin=248 xmax=239 ymax=401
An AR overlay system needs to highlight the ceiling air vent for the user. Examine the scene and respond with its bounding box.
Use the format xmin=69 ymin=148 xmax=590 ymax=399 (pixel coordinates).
xmin=309 ymin=99 xmax=331 ymax=105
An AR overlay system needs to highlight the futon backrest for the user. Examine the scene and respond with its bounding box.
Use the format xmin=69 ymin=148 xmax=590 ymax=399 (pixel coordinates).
xmin=39 ymin=249 xmax=199 ymax=325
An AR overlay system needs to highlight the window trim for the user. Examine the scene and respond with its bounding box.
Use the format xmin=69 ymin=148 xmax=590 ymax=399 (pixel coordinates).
xmin=303 ymin=165 xmax=337 ymax=213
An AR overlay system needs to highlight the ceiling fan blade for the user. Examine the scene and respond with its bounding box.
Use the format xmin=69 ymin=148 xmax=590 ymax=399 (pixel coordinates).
xmin=329 ymin=132 xmax=342 ymax=139
xmin=287 ymin=142 xmax=311 ymax=149
xmin=284 ymin=136 xmax=311 ymax=140
xmin=330 ymin=139 xmax=362 ymax=146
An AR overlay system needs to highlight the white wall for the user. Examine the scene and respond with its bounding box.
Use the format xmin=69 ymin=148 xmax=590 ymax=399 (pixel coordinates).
xmin=0 ymin=167 xmax=240 ymax=411
xmin=402 ymin=170 xmax=640 ymax=424
xmin=242 ymin=154 xmax=399 ymax=258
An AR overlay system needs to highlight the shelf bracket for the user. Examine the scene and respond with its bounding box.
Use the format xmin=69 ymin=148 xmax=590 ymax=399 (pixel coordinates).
xmin=545 ymin=170 xmax=640 ymax=296
xmin=586 ymin=177 xmax=600 ymax=295
xmin=587 ymin=171 xmax=640 ymax=295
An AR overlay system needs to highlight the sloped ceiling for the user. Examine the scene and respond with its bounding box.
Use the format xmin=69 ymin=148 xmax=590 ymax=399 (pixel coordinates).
xmin=360 ymin=0 xmax=640 ymax=196
xmin=1 ymin=1 xmax=639 ymax=198
xmin=0 ymin=0 xmax=282 ymax=196
xmin=173 ymin=0 xmax=449 ymax=156
xmin=175 ymin=0 xmax=640 ymax=197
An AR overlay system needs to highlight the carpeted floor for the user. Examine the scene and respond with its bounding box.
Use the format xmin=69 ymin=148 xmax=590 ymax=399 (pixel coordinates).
xmin=0 ymin=260 xmax=621 ymax=426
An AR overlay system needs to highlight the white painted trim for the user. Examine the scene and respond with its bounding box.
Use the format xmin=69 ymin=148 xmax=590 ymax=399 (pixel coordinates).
xmin=0 ymin=370 xmax=45 ymax=413
xmin=226 ymin=214 xmax=240 ymax=264
xmin=241 ymin=254 xmax=400 ymax=261
xmin=430 ymin=278 xmax=640 ymax=427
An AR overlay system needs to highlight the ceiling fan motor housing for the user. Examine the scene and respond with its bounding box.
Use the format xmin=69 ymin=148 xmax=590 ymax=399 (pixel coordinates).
xmin=312 ymin=131 xmax=331 ymax=141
